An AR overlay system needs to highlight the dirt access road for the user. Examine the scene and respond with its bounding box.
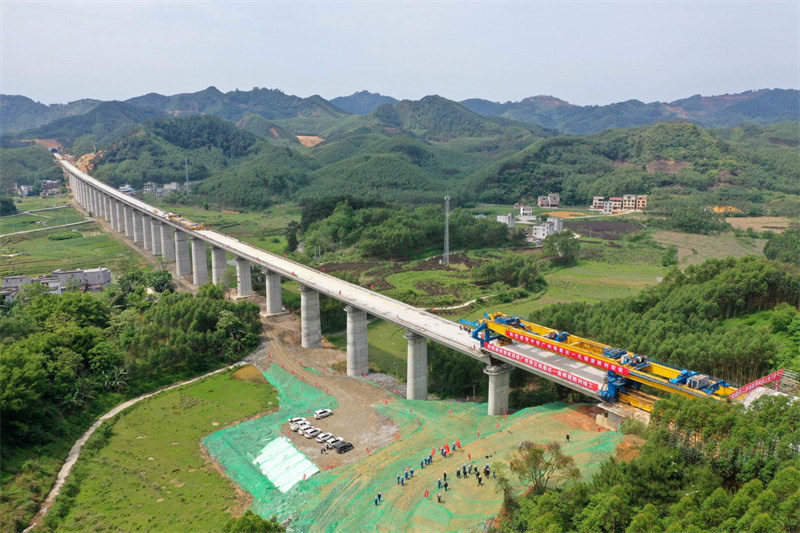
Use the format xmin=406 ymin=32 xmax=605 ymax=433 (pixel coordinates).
xmin=253 ymin=313 xmax=401 ymax=468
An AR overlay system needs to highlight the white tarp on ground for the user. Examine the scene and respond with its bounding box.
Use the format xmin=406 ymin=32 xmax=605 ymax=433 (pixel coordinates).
xmin=252 ymin=436 xmax=319 ymax=493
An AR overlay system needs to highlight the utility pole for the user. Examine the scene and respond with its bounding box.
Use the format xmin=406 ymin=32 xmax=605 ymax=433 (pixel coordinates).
xmin=184 ymin=158 xmax=190 ymax=193
xmin=443 ymin=195 xmax=450 ymax=266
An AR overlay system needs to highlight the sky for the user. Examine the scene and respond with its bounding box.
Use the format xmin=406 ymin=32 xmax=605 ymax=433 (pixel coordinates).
xmin=1 ymin=1 xmax=798 ymax=106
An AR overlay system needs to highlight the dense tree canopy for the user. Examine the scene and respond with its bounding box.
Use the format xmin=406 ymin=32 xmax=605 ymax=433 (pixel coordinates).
xmin=0 ymin=269 xmax=261 ymax=447
xmin=500 ymin=395 xmax=800 ymax=532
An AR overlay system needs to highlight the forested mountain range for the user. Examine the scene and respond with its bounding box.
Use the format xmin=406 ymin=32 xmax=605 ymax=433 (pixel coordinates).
xmin=2 ymin=87 xmax=796 ymax=137
xmin=459 ymin=89 xmax=800 ymax=134
xmin=2 ymin=84 xmax=797 ymax=217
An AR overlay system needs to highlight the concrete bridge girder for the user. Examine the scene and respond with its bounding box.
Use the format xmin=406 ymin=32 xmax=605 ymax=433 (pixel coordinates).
xmin=59 ymin=158 xmax=613 ymax=417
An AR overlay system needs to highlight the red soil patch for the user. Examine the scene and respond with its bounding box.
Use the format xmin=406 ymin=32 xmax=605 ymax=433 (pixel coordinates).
xmin=552 ymin=404 xmax=605 ymax=432
xmin=615 ymin=435 xmax=645 ymax=461
xmin=296 ymin=135 xmax=325 ymax=147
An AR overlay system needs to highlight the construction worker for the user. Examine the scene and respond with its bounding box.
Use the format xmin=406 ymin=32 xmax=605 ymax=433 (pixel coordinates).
xmin=566 ymin=434 xmax=570 ymax=442
xmin=437 ymin=479 xmax=442 ymax=489
xmin=444 ymin=481 xmax=449 ymax=492
xmin=437 ymin=493 xmax=442 ymax=503
xmin=377 ymin=492 xmax=382 ymax=503
xmin=456 ymin=470 xmax=461 ymax=479
xmin=443 ymin=471 xmax=447 ymax=482
xmin=396 ymin=475 xmax=401 ymax=485
xmin=478 ymin=475 xmax=483 ymax=486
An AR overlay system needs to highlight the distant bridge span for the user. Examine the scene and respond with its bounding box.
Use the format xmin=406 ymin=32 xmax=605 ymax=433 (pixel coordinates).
xmin=57 ymin=154 xmax=607 ymax=415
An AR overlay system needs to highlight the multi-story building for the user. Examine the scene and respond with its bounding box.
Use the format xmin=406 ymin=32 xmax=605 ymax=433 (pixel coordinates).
xmin=622 ymin=194 xmax=637 ymax=210
xmin=591 ymin=194 xmax=648 ymax=212
xmin=143 ymin=181 xmax=159 ymax=194
xmin=519 ymin=205 xmax=533 ymax=216
xmin=530 ymin=217 xmax=564 ymax=240
xmin=537 ymin=193 xmax=561 ymax=208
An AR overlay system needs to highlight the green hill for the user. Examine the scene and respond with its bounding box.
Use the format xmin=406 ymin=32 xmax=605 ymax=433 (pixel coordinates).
xmin=330 ymin=91 xmax=399 ymax=115
xmin=16 ymin=101 xmax=164 ymax=146
xmin=125 ymin=86 xmax=346 ymax=122
xmin=460 ymin=89 xmax=800 ymax=134
xmin=467 ymin=121 xmax=800 ymax=215
xmin=0 ymin=95 xmax=102 ymax=135
xmin=235 ymin=114 xmax=298 ymax=144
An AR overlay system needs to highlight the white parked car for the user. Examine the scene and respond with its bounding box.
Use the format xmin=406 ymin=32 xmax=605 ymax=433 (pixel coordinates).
xmin=315 ymin=432 xmax=333 ymax=443
xmin=314 ymin=409 xmax=333 ymax=420
xmin=326 ymin=436 xmax=344 ymax=449
xmin=289 ymin=417 xmax=306 ymax=424
xmin=291 ymin=421 xmax=310 ymax=432
xmin=304 ymin=427 xmax=321 ymax=438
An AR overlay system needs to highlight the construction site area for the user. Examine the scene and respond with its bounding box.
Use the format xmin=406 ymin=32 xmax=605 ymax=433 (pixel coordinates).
xmin=203 ymin=315 xmax=626 ymax=531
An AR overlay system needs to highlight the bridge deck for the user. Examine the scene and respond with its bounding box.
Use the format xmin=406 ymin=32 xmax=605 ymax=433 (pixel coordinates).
xmin=59 ymin=155 xmax=608 ymax=397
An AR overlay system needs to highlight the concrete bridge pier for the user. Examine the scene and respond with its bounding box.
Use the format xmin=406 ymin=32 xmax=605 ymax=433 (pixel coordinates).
xmin=142 ymin=216 xmax=152 ymax=251
xmin=174 ymin=231 xmax=192 ymax=277
xmin=210 ymin=247 xmax=226 ymax=285
xmin=405 ymin=331 xmax=428 ymax=400
xmin=89 ymin=188 xmax=97 ymax=215
xmin=485 ymin=363 xmax=513 ymax=416
xmin=103 ymin=196 xmax=111 ymax=222
xmin=235 ymin=258 xmax=252 ymax=297
xmin=191 ymin=237 xmax=209 ymax=285
xmin=161 ymin=224 xmax=175 ymax=261
xmin=113 ymin=201 xmax=123 ymax=232
xmin=107 ymin=198 xmax=117 ymax=229
xmin=151 ymin=220 xmax=163 ymax=256
xmin=123 ymin=206 xmax=133 ymax=238
xmin=132 ymin=211 xmax=143 ymax=244
xmin=345 ymin=305 xmax=369 ymax=377
xmin=265 ymin=270 xmax=283 ymax=315
xmin=300 ymin=285 xmax=321 ymax=348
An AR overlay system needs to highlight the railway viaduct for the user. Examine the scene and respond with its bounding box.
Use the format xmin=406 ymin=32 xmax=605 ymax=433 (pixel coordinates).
xmin=58 ymin=154 xmax=608 ymax=416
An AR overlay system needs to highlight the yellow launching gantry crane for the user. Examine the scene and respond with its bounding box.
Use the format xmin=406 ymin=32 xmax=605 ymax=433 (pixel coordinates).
xmin=461 ymin=312 xmax=742 ymax=412
xmin=165 ymin=213 xmax=207 ymax=231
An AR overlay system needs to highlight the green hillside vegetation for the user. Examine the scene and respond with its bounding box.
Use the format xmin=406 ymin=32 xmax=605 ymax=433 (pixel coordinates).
xmin=461 ymin=88 xmax=800 ymax=134
xmin=125 ymin=86 xmax=345 ymax=122
xmin=329 ymin=95 xmax=552 ymax=143
xmin=297 ymin=201 xmax=523 ymax=260
xmin=0 ymin=273 xmax=261 ymax=530
xmin=468 ymin=121 xmax=800 ymax=218
xmin=764 ymin=227 xmax=800 ymax=265
xmin=0 ymin=144 xmax=62 ymax=191
xmin=13 ymin=101 xmax=164 ymax=147
xmin=330 ymin=90 xmax=399 ymax=115
xmin=500 ymin=394 xmax=800 ymax=532
xmin=235 ymin=113 xmax=299 ymax=144
xmin=0 ymin=95 xmax=102 ymax=134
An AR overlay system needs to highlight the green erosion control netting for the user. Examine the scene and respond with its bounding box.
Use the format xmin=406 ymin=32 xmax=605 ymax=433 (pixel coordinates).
xmin=204 ymin=366 xmax=622 ymax=532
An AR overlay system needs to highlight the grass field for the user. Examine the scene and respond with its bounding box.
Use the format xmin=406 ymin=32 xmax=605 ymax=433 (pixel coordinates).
xmin=0 ymin=206 xmax=86 ymax=236
xmin=13 ymin=194 xmax=71 ymax=211
xmin=652 ymin=230 xmax=766 ymax=265
xmin=0 ymin=222 xmax=143 ymax=276
xmin=49 ymin=370 xmax=279 ymax=531
xmin=147 ymin=200 xmax=299 ymax=254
